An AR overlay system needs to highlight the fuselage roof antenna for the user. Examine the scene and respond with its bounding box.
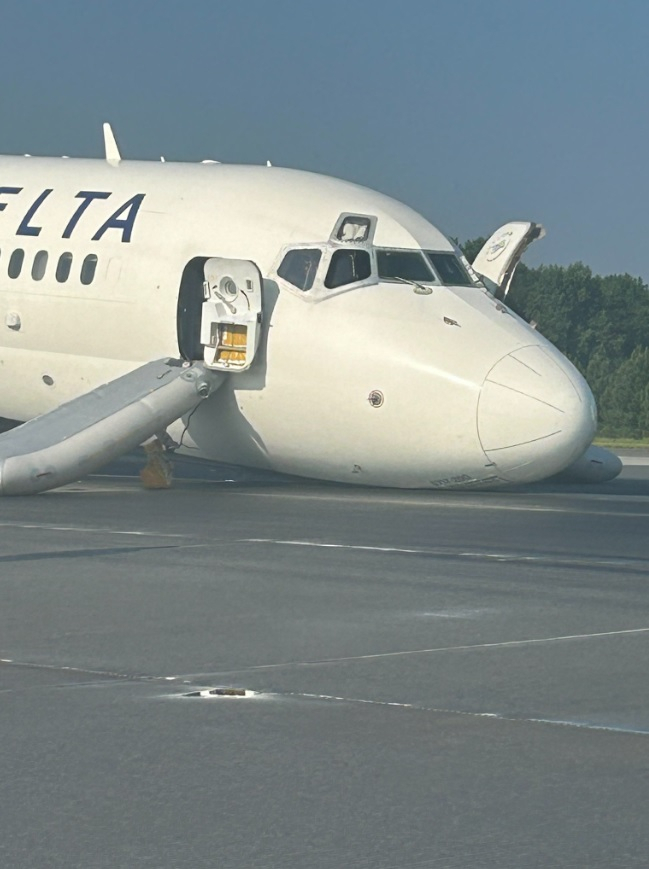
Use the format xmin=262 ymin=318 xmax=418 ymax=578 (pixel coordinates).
xmin=102 ymin=122 xmax=121 ymax=166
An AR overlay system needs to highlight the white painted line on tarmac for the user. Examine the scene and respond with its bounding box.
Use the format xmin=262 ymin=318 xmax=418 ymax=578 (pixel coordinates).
xmin=0 ymin=658 xmax=139 ymax=680
xmin=300 ymin=626 xmax=649 ymax=664
xmin=620 ymin=456 xmax=649 ymax=465
xmin=179 ymin=626 xmax=649 ymax=678
xmin=244 ymin=538 xmax=433 ymax=555
xmin=57 ymin=484 xmax=140 ymax=494
xmin=4 ymin=655 xmax=645 ymax=734
xmin=287 ymin=691 xmax=649 ymax=735
xmin=0 ymin=521 xmax=185 ymax=538
xmin=241 ymin=538 xmax=649 ymax=570
xmin=540 ymin=491 xmax=649 ymax=504
xmin=233 ymin=491 xmax=555 ymax=510
xmin=232 ymin=490 xmax=649 ymax=517
xmin=415 ymin=608 xmax=496 ymax=619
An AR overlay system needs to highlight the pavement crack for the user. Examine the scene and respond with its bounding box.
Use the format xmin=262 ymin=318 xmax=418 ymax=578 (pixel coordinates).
xmin=0 ymin=657 xmax=160 ymax=683
xmin=0 ymin=544 xmax=186 ymax=562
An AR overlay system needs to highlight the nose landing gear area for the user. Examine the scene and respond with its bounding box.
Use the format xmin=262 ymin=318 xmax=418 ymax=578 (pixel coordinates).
xmin=58 ymin=445 xmax=648 ymax=499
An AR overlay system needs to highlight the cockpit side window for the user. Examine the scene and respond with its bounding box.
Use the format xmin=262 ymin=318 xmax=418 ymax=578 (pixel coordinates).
xmin=426 ymin=252 xmax=474 ymax=287
xmin=277 ymin=248 xmax=322 ymax=291
xmin=324 ymin=249 xmax=371 ymax=289
xmin=377 ymin=250 xmax=435 ymax=283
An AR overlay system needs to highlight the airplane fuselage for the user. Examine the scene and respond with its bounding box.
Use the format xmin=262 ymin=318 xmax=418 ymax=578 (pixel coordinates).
xmin=0 ymin=155 xmax=596 ymax=488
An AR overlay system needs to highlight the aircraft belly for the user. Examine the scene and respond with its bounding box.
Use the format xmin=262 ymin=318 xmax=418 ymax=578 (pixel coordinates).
xmin=186 ymin=335 xmax=491 ymax=488
xmin=186 ymin=292 xmax=595 ymax=488
xmin=188 ymin=393 xmax=493 ymax=488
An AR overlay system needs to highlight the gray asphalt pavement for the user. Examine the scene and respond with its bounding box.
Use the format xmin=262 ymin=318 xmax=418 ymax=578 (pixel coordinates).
xmin=1 ymin=460 xmax=648 ymax=868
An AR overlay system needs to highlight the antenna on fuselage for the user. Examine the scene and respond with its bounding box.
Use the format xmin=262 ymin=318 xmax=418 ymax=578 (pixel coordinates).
xmin=102 ymin=122 xmax=122 ymax=166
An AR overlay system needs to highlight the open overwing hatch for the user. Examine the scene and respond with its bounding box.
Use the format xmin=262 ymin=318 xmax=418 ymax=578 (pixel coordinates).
xmin=201 ymin=258 xmax=263 ymax=371
xmin=472 ymin=221 xmax=545 ymax=298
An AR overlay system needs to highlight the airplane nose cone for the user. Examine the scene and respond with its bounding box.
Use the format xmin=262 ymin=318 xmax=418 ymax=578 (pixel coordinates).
xmin=477 ymin=345 xmax=597 ymax=483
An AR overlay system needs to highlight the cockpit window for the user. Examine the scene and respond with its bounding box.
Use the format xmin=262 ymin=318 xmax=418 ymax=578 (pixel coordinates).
xmin=377 ymin=250 xmax=435 ymax=283
xmin=336 ymin=216 xmax=372 ymax=242
xmin=324 ymin=249 xmax=371 ymax=289
xmin=277 ymin=248 xmax=322 ymax=291
xmin=425 ymin=252 xmax=474 ymax=287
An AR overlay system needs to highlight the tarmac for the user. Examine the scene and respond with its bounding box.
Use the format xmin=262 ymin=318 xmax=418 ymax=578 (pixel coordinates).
xmin=1 ymin=456 xmax=648 ymax=868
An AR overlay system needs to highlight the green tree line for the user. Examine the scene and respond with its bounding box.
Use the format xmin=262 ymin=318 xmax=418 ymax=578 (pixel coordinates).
xmin=462 ymin=238 xmax=649 ymax=438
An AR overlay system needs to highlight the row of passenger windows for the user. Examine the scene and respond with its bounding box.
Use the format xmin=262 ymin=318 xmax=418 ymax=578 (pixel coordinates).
xmin=1 ymin=249 xmax=99 ymax=285
xmin=277 ymin=247 xmax=474 ymax=293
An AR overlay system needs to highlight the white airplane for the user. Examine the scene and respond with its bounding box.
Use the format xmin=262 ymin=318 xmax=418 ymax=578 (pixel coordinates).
xmin=0 ymin=124 xmax=621 ymax=495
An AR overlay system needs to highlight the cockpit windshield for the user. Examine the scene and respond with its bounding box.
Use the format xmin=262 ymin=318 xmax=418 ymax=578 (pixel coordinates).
xmin=277 ymin=243 xmax=480 ymax=296
xmin=325 ymin=249 xmax=372 ymax=289
xmin=377 ymin=250 xmax=435 ymax=283
xmin=277 ymin=248 xmax=322 ymax=291
xmin=425 ymin=252 xmax=475 ymax=287
xmin=377 ymin=249 xmax=478 ymax=287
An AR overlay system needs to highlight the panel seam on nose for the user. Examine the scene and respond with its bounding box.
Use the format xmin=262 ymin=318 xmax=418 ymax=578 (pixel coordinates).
xmin=483 ymin=430 xmax=563 ymax=451
xmin=484 ymin=380 xmax=566 ymax=413
xmin=481 ymin=343 xmax=539 ymax=382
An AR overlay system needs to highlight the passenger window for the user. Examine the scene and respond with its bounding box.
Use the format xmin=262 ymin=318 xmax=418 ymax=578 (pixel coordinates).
xmin=324 ymin=249 xmax=371 ymax=289
xmin=277 ymin=249 xmax=321 ymax=291
xmin=56 ymin=252 xmax=73 ymax=283
xmin=8 ymin=249 xmax=25 ymax=279
xmin=32 ymin=250 xmax=48 ymax=281
xmin=80 ymin=254 xmax=98 ymax=285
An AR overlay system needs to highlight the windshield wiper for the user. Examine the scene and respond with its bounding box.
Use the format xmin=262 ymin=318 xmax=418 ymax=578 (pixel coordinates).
xmin=392 ymin=275 xmax=434 ymax=295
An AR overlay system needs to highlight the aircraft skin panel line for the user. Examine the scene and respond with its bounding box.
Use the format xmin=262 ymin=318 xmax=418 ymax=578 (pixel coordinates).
xmin=0 ymin=142 xmax=616 ymax=490
xmin=0 ymin=359 xmax=222 ymax=495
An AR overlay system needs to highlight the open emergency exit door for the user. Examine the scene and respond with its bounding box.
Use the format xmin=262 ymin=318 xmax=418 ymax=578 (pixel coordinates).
xmin=471 ymin=222 xmax=545 ymax=299
xmin=200 ymin=258 xmax=263 ymax=371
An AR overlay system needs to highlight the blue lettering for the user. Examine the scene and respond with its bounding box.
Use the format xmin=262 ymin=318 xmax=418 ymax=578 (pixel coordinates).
xmin=17 ymin=189 xmax=53 ymax=236
xmin=63 ymin=191 xmax=111 ymax=239
xmin=92 ymin=193 xmax=145 ymax=243
xmin=0 ymin=186 xmax=22 ymax=213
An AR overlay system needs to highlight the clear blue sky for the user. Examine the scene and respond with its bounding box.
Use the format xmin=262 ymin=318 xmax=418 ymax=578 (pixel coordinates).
xmin=1 ymin=0 xmax=648 ymax=279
